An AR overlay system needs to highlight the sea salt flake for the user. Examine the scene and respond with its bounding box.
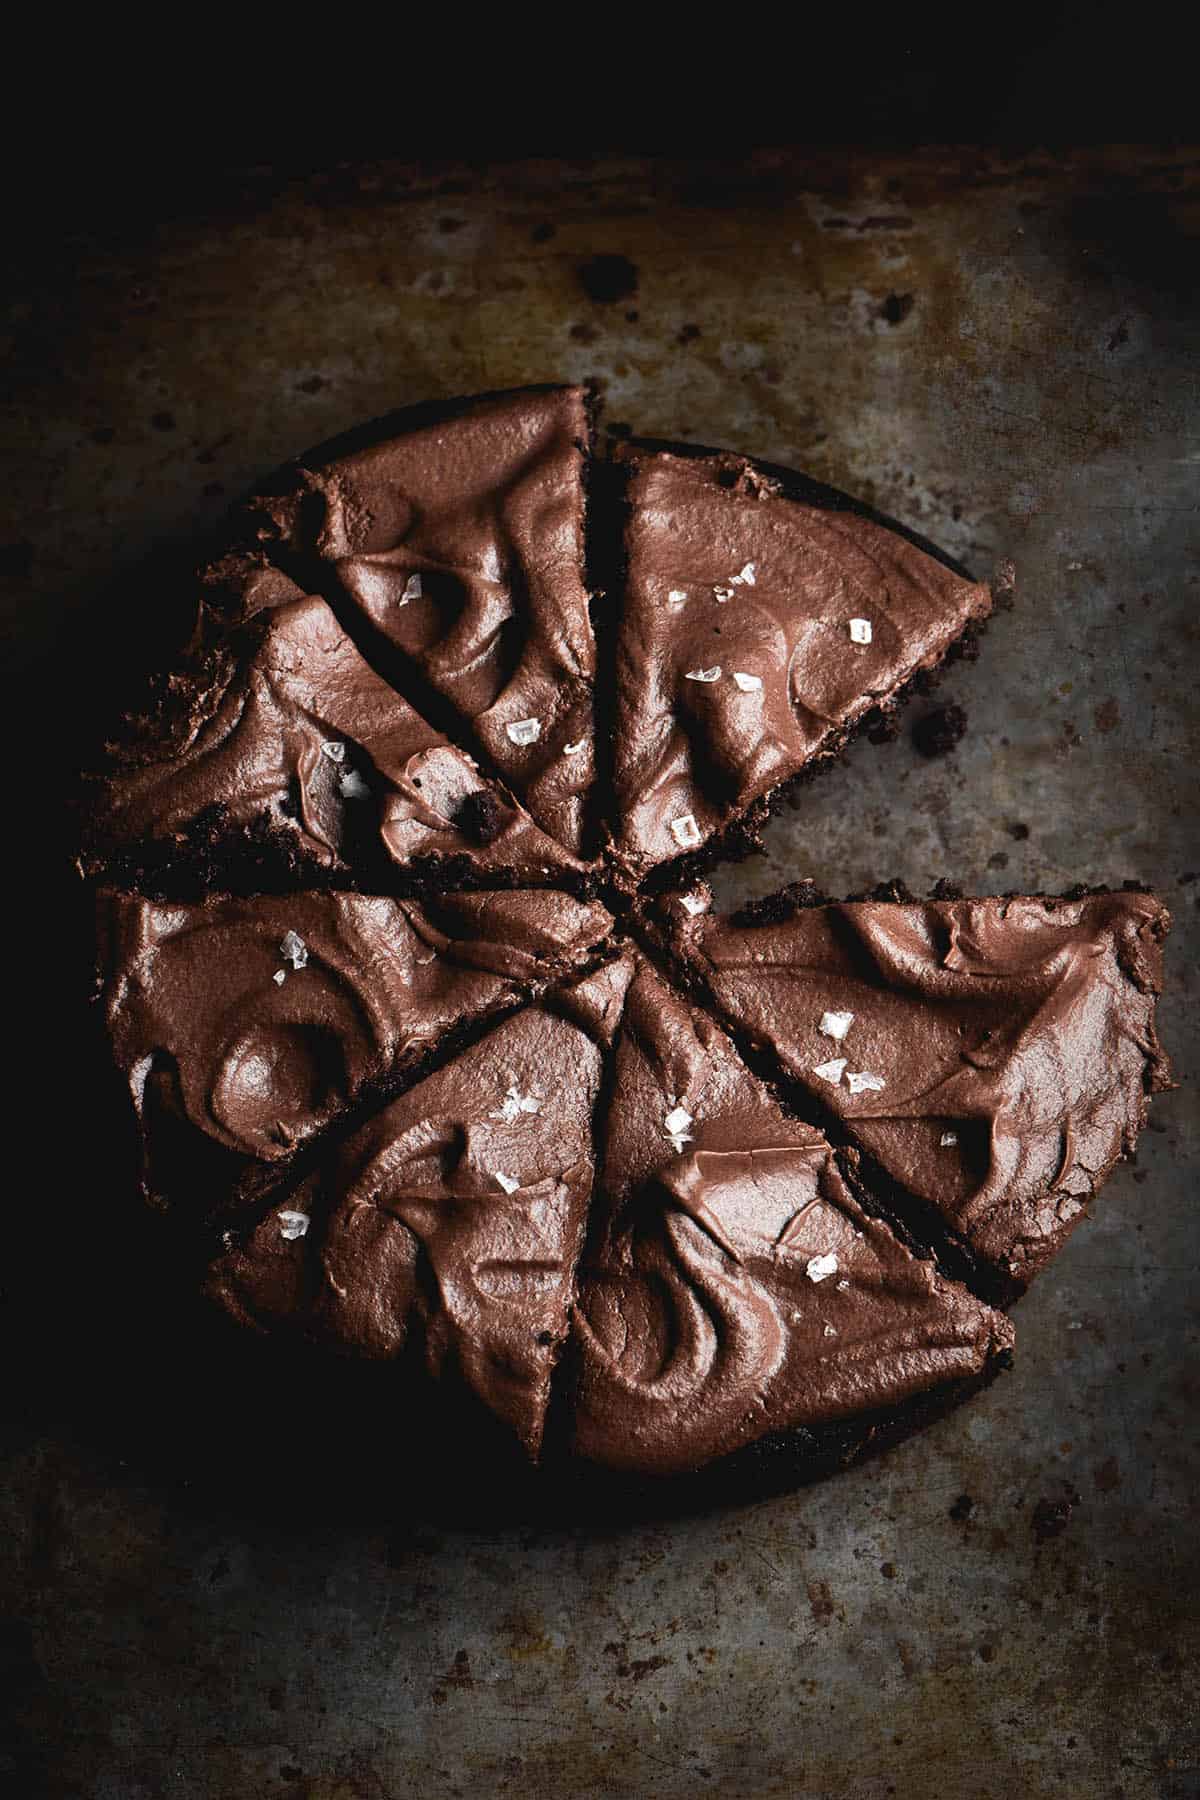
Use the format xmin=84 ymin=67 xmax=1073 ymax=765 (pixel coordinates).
xmin=490 ymin=1084 xmax=541 ymax=1123
xmin=813 ymin=1057 xmax=847 ymax=1085
xmin=806 ymin=1252 xmax=839 ymax=1283
xmin=731 ymin=562 xmax=757 ymax=586
xmin=506 ymin=717 xmax=542 ymax=747
xmin=713 ymin=586 xmax=734 ymax=603
xmin=823 ymin=1323 xmax=838 ymax=1338
xmin=493 ymin=1171 xmax=520 ymax=1195
xmin=667 ymin=588 xmax=688 ymax=605
xmin=280 ymin=930 xmax=308 ymax=970
xmin=272 ymin=969 xmax=287 ymax=986
xmin=836 ymin=1279 xmax=851 ymax=1292
xmin=671 ymin=814 xmax=702 ymax=849
xmin=320 ymin=740 xmax=347 ymax=763
xmin=684 ymin=666 xmax=722 ymax=683
xmin=940 ymin=1130 xmax=959 ymax=1147
xmin=846 ymin=1070 xmax=886 ymax=1094
xmin=664 ymin=1106 xmax=693 ymax=1139
xmin=732 ymin=671 xmax=762 ymax=692
xmin=278 ymin=1210 xmax=309 ymax=1241
xmin=562 ymin=739 xmax=587 ymax=756
xmin=399 ymin=572 xmax=423 ymax=604
xmin=849 ymin=617 xmax=873 ymax=645
xmin=339 ymin=769 xmax=370 ymax=799
xmin=819 ymin=1010 xmax=855 ymax=1042
xmin=680 ymin=892 xmax=709 ymax=916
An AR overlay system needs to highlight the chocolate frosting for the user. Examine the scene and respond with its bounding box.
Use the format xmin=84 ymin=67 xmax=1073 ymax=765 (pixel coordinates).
xmin=252 ymin=387 xmax=596 ymax=854
xmin=564 ymin=949 xmax=1009 ymax=1476
xmin=209 ymin=996 xmax=605 ymax=1459
xmin=662 ymin=888 xmax=1172 ymax=1285
xmin=572 ymin=1146 xmax=1012 ymax=1478
xmin=610 ymin=450 xmax=993 ymax=880
xmin=101 ymin=886 xmax=613 ymax=1218
xmin=87 ymin=554 xmax=587 ymax=885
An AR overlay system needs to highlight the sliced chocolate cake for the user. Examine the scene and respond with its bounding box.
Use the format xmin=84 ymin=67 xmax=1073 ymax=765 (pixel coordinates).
xmin=565 ymin=950 xmax=1013 ymax=1480
xmin=208 ymin=988 xmax=608 ymax=1462
xmin=652 ymin=883 xmax=1172 ymax=1296
xmin=99 ymin=886 xmax=613 ymax=1222
xmin=607 ymin=447 xmax=993 ymax=886
xmin=249 ymin=386 xmax=597 ymax=855
xmin=78 ymin=385 xmax=1175 ymax=1497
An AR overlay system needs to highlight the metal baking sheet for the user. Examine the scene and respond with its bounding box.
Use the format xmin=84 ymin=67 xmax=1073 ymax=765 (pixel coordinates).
xmin=2 ymin=149 xmax=1197 ymax=1799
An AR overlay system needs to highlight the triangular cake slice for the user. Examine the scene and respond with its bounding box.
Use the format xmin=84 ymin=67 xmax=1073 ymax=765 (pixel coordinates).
xmin=565 ymin=950 xmax=1012 ymax=1478
xmin=251 ymin=386 xmax=597 ymax=855
xmin=83 ymin=553 xmax=589 ymax=891
xmin=99 ymin=885 xmax=613 ymax=1221
xmin=208 ymin=989 xmax=608 ymax=1462
xmin=609 ymin=447 xmax=993 ymax=884
xmin=655 ymin=882 xmax=1172 ymax=1293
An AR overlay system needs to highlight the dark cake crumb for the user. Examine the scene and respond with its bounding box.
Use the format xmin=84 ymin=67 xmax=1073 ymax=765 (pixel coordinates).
xmin=913 ymin=703 xmax=968 ymax=758
xmin=731 ymin=881 xmax=830 ymax=927
xmin=577 ymin=254 xmax=638 ymax=305
xmin=453 ymin=790 xmax=506 ymax=846
xmin=880 ymin=292 xmax=915 ymax=326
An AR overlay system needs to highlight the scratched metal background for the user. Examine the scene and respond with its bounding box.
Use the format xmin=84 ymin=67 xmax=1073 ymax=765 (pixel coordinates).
xmin=2 ymin=149 xmax=1197 ymax=1799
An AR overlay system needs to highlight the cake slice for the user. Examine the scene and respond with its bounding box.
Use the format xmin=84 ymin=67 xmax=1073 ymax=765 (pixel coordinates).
xmin=250 ymin=386 xmax=597 ymax=855
xmin=82 ymin=554 xmax=589 ymax=893
xmin=608 ymin=447 xmax=993 ymax=886
xmin=99 ymin=885 xmax=613 ymax=1222
xmin=207 ymin=992 xmax=607 ymax=1462
xmin=565 ymin=950 xmax=1012 ymax=1479
xmin=653 ymin=882 xmax=1172 ymax=1294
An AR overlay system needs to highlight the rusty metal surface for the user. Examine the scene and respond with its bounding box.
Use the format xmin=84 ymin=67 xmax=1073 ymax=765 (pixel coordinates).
xmin=2 ymin=150 xmax=1198 ymax=1799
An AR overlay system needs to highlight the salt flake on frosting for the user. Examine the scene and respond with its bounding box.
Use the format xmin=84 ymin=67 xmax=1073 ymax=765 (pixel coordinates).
xmin=680 ymin=892 xmax=709 ymax=916
xmin=493 ymin=1171 xmax=520 ymax=1195
xmin=849 ymin=617 xmax=873 ymax=644
xmin=399 ymin=573 xmax=423 ymax=605
xmin=806 ymin=1252 xmax=839 ymax=1283
xmin=671 ymin=814 xmax=703 ymax=849
xmin=731 ymin=562 xmax=757 ymax=586
xmin=339 ymin=769 xmax=370 ymax=799
xmin=272 ymin=969 xmax=287 ymax=987
xmin=663 ymin=1105 xmax=693 ymax=1140
xmin=667 ymin=588 xmax=688 ymax=605
xmin=819 ymin=1010 xmax=855 ymax=1042
xmin=280 ymin=930 xmax=308 ymax=970
xmin=506 ymin=717 xmax=542 ymax=747
xmin=562 ymin=739 xmax=587 ymax=756
xmin=813 ymin=1057 xmax=847 ymax=1085
xmin=278 ymin=1210 xmax=309 ymax=1241
xmin=489 ymin=1083 xmax=541 ymax=1124
xmin=320 ymin=740 xmax=347 ymax=764
xmin=940 ymin=1130 xmax=959 ymax=1147
xmin=684 ymin=666 xmax=722 ymax=683
xmin=713 ymin=586 xmax=734 ymax=603
xmin=731 ymin=671 xmax=762 ymax=692
xmin=846 ymin=1071 xmax=886 ymax=1094
xmin=823 ymin=1323 xmax=838 ymax=1338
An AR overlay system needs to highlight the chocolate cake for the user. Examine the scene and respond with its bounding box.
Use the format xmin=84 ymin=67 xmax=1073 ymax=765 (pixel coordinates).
xmin=81 ymin=385 xmax=1174 ymax=1496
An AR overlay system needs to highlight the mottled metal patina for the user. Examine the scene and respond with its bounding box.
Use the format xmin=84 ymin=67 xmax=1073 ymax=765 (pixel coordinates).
xmin=1 ymin=150 xmax=1196 ymax=1799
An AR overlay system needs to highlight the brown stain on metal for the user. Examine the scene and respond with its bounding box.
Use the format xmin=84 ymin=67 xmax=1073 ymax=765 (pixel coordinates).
xmin=806 ymin=1578 xmax=837 ymax=1625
